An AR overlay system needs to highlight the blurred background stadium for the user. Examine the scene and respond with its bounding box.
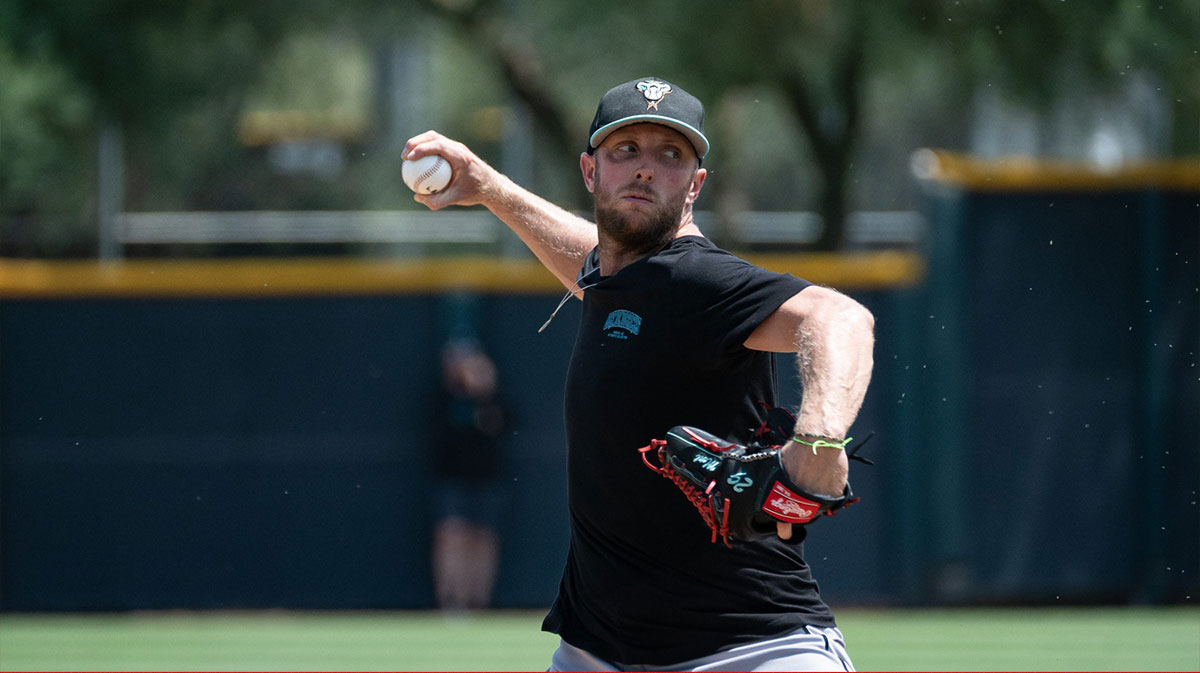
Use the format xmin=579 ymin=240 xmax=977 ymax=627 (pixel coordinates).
xmin=1 ymin=0 xmax=1197 ymax=670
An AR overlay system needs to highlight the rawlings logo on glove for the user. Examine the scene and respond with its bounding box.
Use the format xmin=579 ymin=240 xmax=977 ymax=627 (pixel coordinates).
xmin=763 ymin=482 xmax=821 ymax=522
xmin=638 ymin=409 xmax=873 ymax=548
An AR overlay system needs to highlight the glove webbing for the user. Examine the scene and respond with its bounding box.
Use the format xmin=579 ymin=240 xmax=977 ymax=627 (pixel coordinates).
xmin=639 ymin=439 xmax=733 ymax=546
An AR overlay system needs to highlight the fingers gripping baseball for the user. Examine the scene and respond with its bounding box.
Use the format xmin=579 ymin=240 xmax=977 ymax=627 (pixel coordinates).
xmin=402 ymin=131 xmax=497 ymax=209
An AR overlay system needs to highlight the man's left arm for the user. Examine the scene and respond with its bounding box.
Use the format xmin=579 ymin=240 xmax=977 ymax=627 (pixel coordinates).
xmin=744 ymin=285 xmax=875 ymax=538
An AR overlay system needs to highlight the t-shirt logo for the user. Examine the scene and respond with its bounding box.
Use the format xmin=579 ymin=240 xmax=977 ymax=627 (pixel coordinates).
xmin=603 ymin=309 xmax=642 ymax=339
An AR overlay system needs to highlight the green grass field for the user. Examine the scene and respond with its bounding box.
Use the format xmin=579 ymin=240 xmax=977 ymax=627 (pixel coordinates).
xmin=0 ymin=607 xmax=1196 ymax=671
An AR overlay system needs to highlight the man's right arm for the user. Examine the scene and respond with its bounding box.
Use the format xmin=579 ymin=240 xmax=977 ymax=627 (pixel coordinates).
xmin=404 ymin=131 xmax=598 ymax=294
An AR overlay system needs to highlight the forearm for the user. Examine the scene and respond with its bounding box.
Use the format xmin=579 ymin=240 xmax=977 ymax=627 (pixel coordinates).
xmin=793 ymin=301 xmax=874 ymax=438
xmin=782 ymin=293 xmax=875 ymax=495
xmin=481 ymin=172 xmax=598 ymax=292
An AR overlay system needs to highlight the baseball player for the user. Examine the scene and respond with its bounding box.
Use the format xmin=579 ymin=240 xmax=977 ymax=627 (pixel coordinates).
xmin=404 ymin=77 xmax=874 ymax=671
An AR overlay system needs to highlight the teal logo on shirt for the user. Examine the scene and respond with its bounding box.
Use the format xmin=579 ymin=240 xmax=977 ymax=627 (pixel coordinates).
xmin=603 ymin=309 xmax=642 ymax=339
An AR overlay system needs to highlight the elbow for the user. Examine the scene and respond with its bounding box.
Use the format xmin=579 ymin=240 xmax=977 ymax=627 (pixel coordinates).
xmin=813 ymin=285 xmax=874 ymax=335
xmin=856 ymin=303 xmax=875 ymax=336
xmin=840 ymin=296 xmax=875 ymax=338
xmin=838 ymin=299 xmax=875 ymax=369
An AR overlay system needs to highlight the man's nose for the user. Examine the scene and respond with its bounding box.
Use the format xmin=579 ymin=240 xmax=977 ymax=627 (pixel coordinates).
xmin=634 ymin=165 xmax=654 ymax=183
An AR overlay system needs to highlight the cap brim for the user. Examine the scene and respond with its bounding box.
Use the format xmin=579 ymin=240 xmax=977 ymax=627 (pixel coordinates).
xmin=589 ymin=115 xmax=709 ymax=159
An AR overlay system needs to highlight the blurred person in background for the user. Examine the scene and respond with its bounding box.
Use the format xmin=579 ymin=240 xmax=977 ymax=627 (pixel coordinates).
xmin=430 ymin=338 xmax=509 ymax=611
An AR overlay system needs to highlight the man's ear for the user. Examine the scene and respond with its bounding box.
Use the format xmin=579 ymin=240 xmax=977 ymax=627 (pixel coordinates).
xmin=580 ymin=152 xmax=596 ymax=193
xmin=686 ymin=167 xmax=708 ymax=207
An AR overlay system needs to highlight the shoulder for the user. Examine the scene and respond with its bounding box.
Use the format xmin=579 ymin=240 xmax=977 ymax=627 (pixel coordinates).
xmin=655 ymin=237 xmax=808 ymax=295
xmin=745 ymin=284 xmax=875 ymax=352
xmin=652 ymin=237 xmax=814 ymax=352
xmin=657 ymin=235 xmax=738 ymax=263
xmin=655 ymin=237 xmax=758 ymax=283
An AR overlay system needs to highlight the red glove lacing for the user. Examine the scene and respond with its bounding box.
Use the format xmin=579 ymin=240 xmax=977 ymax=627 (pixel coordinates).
xmin=639 ymin=439 xmax=733 ymax=547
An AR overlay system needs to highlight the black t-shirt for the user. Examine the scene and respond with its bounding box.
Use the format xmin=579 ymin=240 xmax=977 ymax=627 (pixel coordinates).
xmin=541 ymin=236 xmax=835 ymax=666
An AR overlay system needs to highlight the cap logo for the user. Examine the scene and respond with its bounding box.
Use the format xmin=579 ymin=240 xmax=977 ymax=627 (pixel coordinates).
xmin=636 ymin=79 xmax=672 ymax=110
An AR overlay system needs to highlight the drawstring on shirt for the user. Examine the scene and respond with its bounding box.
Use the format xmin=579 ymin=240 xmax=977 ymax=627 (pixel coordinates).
xmin=538 ymin=274 xmax=600 ymax=333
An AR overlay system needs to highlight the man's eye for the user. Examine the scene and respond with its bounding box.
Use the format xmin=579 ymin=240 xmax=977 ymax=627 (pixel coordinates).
xmin=616 ymin=144 xmax=636 ymax=153
xmin=664 ymin=149 xmax=681 ymax=160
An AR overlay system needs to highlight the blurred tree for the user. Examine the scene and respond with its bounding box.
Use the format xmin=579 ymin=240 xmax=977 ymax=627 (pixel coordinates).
xmin=0 ymin=44 xmax=96 ymax=255
xmin=0 ymin=1 xmax=347 ymax=124
xmin=2 ymin=0 xmax=1194 ymax=255
xmin=0 ymin=0 xmax=365 ymax=254
xmin=412 ymin=0 xmax=588 ymax=205
xmin=658 ymin=0 xmax=1198 ymax=247
xmin=414 ymin=0 xmax=1198 ymax=249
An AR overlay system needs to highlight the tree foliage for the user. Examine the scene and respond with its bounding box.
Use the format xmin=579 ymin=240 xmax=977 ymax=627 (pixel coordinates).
xmin=1 ymin=0 xmax=1195 ymax=255
xmin=407 ymin=0 xmax=1198 ymax=247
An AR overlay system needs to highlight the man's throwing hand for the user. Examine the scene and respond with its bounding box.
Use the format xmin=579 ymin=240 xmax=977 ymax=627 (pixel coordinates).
xmin=402 ymin=131 xmax=499 ymax=210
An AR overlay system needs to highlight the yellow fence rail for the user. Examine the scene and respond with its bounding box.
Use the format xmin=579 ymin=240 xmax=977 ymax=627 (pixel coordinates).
xmin=0 ymin=253 xmax=924 ymax=299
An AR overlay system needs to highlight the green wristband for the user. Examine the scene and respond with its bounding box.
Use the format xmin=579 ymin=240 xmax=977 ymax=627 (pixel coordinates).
xmin=791 ymin=435 xmax=853 ymax=455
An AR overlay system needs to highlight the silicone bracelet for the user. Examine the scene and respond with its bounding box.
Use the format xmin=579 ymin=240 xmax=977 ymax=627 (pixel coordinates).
xmin=791 ymin=436 xmax=853 ymax=455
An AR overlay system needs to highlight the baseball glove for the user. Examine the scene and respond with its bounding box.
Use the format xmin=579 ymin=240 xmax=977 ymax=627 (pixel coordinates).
xmin=638 ymin=408 xmax=872 ymax=547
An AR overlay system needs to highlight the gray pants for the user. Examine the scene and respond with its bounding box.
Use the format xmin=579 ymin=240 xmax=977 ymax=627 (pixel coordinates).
xmin=549 ymin=625 xmax=855 ymax=672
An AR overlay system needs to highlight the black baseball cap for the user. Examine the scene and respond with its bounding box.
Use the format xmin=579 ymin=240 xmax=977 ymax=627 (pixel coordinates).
xmin=587 ymin=77 xmax=709 ymax=160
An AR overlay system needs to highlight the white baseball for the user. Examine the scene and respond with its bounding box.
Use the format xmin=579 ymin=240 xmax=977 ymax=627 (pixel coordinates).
xmin=402 ymin=154 xmax=452 ymax=194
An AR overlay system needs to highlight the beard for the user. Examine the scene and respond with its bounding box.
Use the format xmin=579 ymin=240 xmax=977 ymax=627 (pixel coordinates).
xmin=592 ymin=178 xmax=689 ymax=257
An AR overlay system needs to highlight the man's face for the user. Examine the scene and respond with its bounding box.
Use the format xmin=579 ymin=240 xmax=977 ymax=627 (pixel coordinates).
xmin=582 ymin=123 xmax=706 ymax=254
